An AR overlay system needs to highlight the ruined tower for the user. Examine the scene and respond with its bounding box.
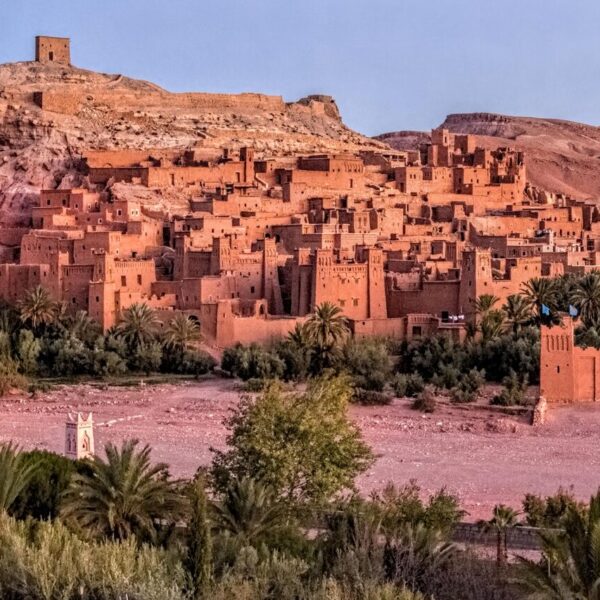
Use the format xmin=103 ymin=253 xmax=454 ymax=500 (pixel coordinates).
xmin=65 ymin=412 xmax=95 ymax=460
xmin=35 ymin=36 xmax=71 ymax=65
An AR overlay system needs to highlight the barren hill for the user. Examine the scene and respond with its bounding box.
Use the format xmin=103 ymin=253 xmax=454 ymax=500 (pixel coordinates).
xmin=377 ymin=112 xmax=600 ymax=200
xmin=0 ymin=61 xmax=385 ymax=227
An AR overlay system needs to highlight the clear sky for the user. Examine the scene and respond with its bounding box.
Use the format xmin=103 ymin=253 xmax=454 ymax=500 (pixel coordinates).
xmin=1 ymin=0 xmax=599 ymax=136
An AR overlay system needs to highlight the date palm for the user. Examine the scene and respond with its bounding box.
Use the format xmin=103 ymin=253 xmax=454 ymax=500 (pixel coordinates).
xmin=503 ymin=294 xmax=532 ymax=334
xmin=0 ymin=442 xmax=36 ymax=513
xmin=69 ymin=310 xmax=101 ymax=344
xmin=115 ymin=303 xmax=159 ymax=351
xmin=212 ymin=477 xmax=287 ymax=547
xmin=517 ymin=490 xmax=600 ymax=599
xmin=164 ymin=314 xmax=201 ymax=350
xmin=60 ymin=439 xmax=185 ymax=543
xmin=572 ymin=272 xmax=600 ymax=329
xmin=472 ymin=293 xmax=500 ymax=318
xmin=521 ymin=278 xmax=558 ymax=324
xmin=479 ymin=504 xmax=519 ymax=565
xmin=305 ymin=302 xmax=349 ymax=349
xmin=18 ymin=285 xmax=57 ymax=332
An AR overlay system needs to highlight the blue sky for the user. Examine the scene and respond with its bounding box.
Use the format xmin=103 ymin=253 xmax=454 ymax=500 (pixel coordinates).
xmin=1 ymin=0 xmax=599 ymax=136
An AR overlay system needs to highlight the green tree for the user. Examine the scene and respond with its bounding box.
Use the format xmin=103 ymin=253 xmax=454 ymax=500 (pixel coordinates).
xmin=115 ymin=303 xmax=159 ymax=351
xmin=211 ymin=377 xmax=374 ymax=504
xmin=18 ymin=286 xmax=57 ymax=332
xmin=479 ymin=504 xmax=519 ymax=565
xmin=0 ymin=443 xmax=36 ymax=513
xmin=186 ymin=476 xmax=213 ymax=599
xmin=164 ymin=314 xmax=201 ymax=350
xmin=15 ymin=329 xmax=41 ymax=375
xmin=503 ymin=294 xmax=532 ymax=334
xmin=517 ymin=490 xmax=600 ymax=599
xmin=572 ymin=271 xmax=600 ymax=329
xmin=61 ymin=439 xmax=185 ymax=543
xmin=213 ymin=477 xmax=287 ymax=547
xmin=521 ymin=277 xmax=558 ymax=324
xmin=305 ymin=302 xmax=349 ymax=371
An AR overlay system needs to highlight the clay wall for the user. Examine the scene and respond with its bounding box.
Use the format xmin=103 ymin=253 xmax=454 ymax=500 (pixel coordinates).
xmin=35 ymin=36 xmax=70 ymax=64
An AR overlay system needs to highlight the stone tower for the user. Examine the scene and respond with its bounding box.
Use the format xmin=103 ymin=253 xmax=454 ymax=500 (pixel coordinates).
xmin=65 ymin=412 xmax=95 ymax=460
xmin=35 ymin=36 xmax=71 ymax=65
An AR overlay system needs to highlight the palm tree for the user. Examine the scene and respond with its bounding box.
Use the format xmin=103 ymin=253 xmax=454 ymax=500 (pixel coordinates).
xmin=212 ymin=477 xmax=287 ymax=547
xmin=287 ymin=322 xmax=311 ymax=348
xmin=18 ymin=286 xmax=57 ymax=332
xmin=384 ymin=522 xmax=457 ymax=591
xmin=69 ymin=310 xmax=101 ymax=344
xmin=305 ymin=302 xmax=349 ymax=370
xmin=572 ymin=272 xmax=600 ymax=330
xmin=0 ymin=442 xmax=36 ymax=513
xmin=503 ymin=294 xmax=532 ymax=334
xmin=517 ymin=490 xmax=600 ymax=599
xmin=479 ymin=504 xmax=519 ymax=565
xmin=164 ymin=314 xmax=201 ymax=350
xmin=521 ymin=278 xmax=558 ymax=324
xmin=60 ymin=439 xmax=185 ymax=543
xmin=115 ymin=303 xmax=159 ymax=351
xmin=472 ymin=294 xmax=500 ymax=318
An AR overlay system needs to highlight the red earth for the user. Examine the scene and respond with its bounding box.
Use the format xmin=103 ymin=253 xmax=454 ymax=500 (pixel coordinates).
xmin=0 ymin=379 xmax=598 ymax=521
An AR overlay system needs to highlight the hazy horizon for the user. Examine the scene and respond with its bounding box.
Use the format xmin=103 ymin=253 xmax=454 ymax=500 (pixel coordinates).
xmin=2 ymin=0 xmax=599 ymax=136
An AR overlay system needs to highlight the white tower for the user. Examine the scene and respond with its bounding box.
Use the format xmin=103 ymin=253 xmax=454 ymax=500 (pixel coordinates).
xmin=65 ymin=412 xmax=95 ymax=460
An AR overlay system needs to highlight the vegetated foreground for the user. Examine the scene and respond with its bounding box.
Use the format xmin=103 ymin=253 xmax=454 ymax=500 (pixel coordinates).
xmin=1 ymin=378 xmax=598 ymax=521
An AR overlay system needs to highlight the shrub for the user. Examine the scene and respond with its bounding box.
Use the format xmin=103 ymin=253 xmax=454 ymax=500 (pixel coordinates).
xmin=491 ymin=370 xmax=529 ymax=406
xmin=15 ymin=330 xmax=40 ymax=375
xmin=0 ymin=513 xmax=187 ymax=600
xmin=411 ymin=388 xmax=436 ymax=413
xmin=353 ymin=389 xmax=394 ymax=406
xmin=0 ymin=359 xmax=27 ymax=395
xmin=343 ymin=338 xmax=393 ymax=392
xmin=522 ymin=486 xmax=585 ymax=528
xmin=11 ymin=451 xmax=79 ymax=520
xmin=450 ymin=368 xmax=485 ymax=404
xmin=391 ymin=373 xmax=425 ymax=398
xmin=221 ymin=343 xmax=285 ymax=381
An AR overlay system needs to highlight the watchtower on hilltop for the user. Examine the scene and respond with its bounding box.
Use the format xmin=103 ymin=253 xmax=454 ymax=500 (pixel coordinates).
xmin=35 ymin=36 xmax=71 ymax=65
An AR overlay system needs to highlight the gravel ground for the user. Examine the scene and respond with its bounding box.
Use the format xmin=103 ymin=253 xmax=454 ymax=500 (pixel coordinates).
xmin=1 ymin=379 xmax=599 ymax=521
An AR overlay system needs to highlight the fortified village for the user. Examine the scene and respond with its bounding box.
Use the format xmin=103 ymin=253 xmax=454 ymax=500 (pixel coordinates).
xmin=0 ymin=37 xmax=598 ymax=404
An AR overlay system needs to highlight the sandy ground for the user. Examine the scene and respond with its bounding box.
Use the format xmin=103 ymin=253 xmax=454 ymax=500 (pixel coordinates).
xmin=0 ymin=378 xmax=599 ymax=521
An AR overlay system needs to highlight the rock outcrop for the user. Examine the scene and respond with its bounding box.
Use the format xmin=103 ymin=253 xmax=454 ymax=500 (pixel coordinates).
xmin=0 ymin=60 xmax=385 ymax=227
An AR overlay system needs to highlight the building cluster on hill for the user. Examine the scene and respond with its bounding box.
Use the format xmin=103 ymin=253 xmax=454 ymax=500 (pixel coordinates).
xmin=2 ymin=124 xmax=600 ymax=353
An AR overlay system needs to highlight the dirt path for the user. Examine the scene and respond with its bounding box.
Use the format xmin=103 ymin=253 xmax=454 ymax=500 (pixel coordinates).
xmin=1 ymin=379 xmax=599 ymax=521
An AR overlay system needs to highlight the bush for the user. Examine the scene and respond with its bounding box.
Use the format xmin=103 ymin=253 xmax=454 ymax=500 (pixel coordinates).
xmin=221 ymin=343 xmax=285 ymax=381
xmin=162 ymin=347 xmax=216 ymax=376
xmin=0 ymin=359 xmax=27 ymax=395
xmin=411 ymin=388 xmax=436 ymax=413
xmin=0 ymin=513 xmax=187 ymax=600
xmin=450 ymin=368 xmax=485 ymax=404
xmin=391 ymin=373 xmax=425 ymax=398
xmin=522 ymin=486 xmax=585 ymax=528
xmin=343 ymin=338 xmax=393 ymax=392
xmin=11 ymin=451 xmax=79 ymax=520
xmin=353 ymin=389 xmax=394 ymax=406
xmin=491 ymin=370 xmax=529 ymax=406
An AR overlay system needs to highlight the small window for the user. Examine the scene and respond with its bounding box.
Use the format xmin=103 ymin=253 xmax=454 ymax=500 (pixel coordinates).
xmin=121 ymin=276 xmax=126 ymax=286
xmin=137 ymin=275 xmax=142 ymax=285
xmin=250 ymin=286 xmax=255 ymax=293
xmin=557 ymin=366 xmax=560 ymax=374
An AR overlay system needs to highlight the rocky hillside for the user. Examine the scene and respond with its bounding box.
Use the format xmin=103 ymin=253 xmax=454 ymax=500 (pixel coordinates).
xmin=378 ymin=112 xmax=600 ymax=200
xmin=0 ymin=61 xmax=385 ymax=227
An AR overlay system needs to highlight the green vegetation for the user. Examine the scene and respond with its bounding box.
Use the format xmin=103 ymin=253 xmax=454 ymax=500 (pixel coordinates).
xmin=0 ymin=373 xmax=599 ymax=598
xmin=0 ymin=292 xmax=216 ymax=388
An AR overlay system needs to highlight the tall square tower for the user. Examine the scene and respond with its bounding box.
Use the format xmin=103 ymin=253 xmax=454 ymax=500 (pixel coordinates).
xmin=35 ymin=36 xmax=71 ymax=65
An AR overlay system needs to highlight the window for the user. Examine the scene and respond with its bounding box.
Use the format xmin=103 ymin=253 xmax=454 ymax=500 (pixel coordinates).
xmin=412 ymin=326 xmax=422 ymax=337
xmin=121 ymin=276 xmax=126 ymax=286
xmin=353 ymin=299 xmax=359 ymax=307
xmin=250 ymin=286 xmax=255 ymax=293
xmin=96 ymin=296 xmax=100 ymax=302
xmin=557 ymin=366 xmax=560 ymax=374
xmin=137 ymin=275 xmax=142 ymax=285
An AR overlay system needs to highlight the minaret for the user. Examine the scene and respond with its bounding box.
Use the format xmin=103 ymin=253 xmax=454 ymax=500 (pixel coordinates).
xmin=65 ymin=412 xmax=95 ymax=460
